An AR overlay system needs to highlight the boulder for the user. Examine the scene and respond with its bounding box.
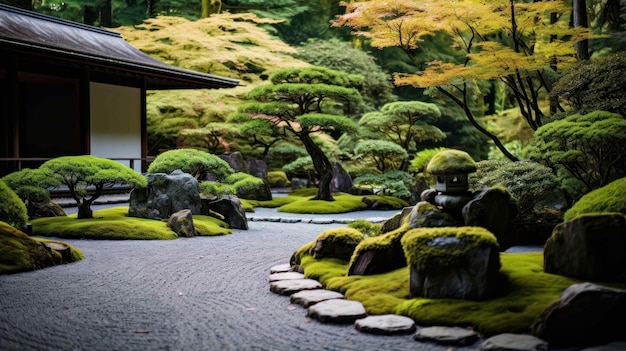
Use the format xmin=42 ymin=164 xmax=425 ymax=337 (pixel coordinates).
xmin=516 ymin=187 xmax=570 ymax=245
xmin=202 ymin=195 xmax=248 ymax=230
xmin=413 ymin=326 xmax=479 ymax=346
xmin=406 ymin=201 xmax=459 ymax=228
xmin=218 ymin=151 xmax=248 ymax=173
xmin=348 ymin=228 xmax=407 ymax=275
xmin=379 ymin=207 xmax=412 ymax=234
xmin=531 ymin=282 xmax=626 ymax=347
xmin=245 ymin=159 xmax=268 ymax=181
xmin=330 ymin=162 xmax=353 ymax=193
xmin=167 ymin=209 xmax=196 ymax=237
xmin=28 ymin=200 xmax=66 ymax=218
xmin=355 ymin=315 xmax=416 ymax=335
xmin=462 ymin=188 xmax=518 ymax=251
xmin=306 ymin=299 xmax=367 ymax=324
xmin=311 ymin=228 xmax=363 ymax=261
xmin=129 ymin=170 xmax=201 ymax=220
xmin=401 ymin=227 xmax=501 ymax=300
xmin=544 ymin=213 xmax=626 ymax=282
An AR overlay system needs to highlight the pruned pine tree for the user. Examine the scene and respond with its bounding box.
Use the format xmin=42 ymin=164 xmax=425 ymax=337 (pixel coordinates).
xmin=235 ymin=67 xmax=363 ymax=201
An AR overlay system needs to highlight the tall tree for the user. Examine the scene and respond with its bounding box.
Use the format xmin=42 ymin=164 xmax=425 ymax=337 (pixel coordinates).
xmin=333 ymin=0 xmax=592 ymax=161
xmin=233 ymin=67 xmax=363 ymax=201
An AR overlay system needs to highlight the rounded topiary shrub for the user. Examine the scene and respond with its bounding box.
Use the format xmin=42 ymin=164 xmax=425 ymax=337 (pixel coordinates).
xmin=267 ymin=171 xmax=290 ymax=188
xmin=564 ymin=177 xmax=626 ymax=222
xmin=0 ymin=180 xmax=28 ymax=231
xmin=148 ymin=149 xmax=234 ymax=181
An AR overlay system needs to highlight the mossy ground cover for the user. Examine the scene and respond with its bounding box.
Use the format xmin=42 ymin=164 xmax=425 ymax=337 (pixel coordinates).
xmin=298 ymin=251 xmax=597 ymax=337
xmin=0 ymin=221 xmax=84 ymax=274
xmin=32 ymin=207 xmax=231 ymax=240
xmin=243 ymin=188 xmax=408 ymax=214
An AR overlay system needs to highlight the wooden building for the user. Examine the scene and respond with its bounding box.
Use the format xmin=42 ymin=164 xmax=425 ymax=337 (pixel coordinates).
xmin=0 ymin=4 xmax=239 ymax=176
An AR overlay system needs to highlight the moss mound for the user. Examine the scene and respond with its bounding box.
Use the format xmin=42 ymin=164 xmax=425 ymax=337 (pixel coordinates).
xmin=0 ymin=180 xmax=28 ymax=231
xmin=426 ymin=149 xmax=477 ymax=174
xmin=564 ymin=177 xmax=626 ymax=221
xmin=32 ymin=207 xmax=231 ymax=240
xmin=0 ymin=221 xmax=84 ymax=274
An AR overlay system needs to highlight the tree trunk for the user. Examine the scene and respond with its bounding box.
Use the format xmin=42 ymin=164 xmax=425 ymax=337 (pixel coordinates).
xmin=573 ymin=0 xmax=590 ymax=60
xmin=300 ymin=133 xmax=334 ymax=201
xmin=100 ymin=0 xmax=112 ymax=27
xmin=77 ymin=200 xmax=93 ymax=219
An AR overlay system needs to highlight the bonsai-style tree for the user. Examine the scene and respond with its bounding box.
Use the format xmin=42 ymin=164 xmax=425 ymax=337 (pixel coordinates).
xmin=40 ymin=155 xmax=148 ymax=219
xmin=359 ymin=101 xmax=446 ymax=170
xmin=147 ymin=148 xmax=234 ymax=181
xmin=354 ymin=139 xmax=409 ymax=173
xmin=2 ymin=168 xmax=61 ymax=208
xmin=333 ymin=0 xmax=593 ymax=161
xmin=529 ymin=111 xmax=626 ymax=195
xmin=234 ymin=67 xmax=363 ymax=201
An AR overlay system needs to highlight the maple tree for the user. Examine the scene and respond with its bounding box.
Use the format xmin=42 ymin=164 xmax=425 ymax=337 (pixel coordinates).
xmin=333 ymin=0 xmax=591 ymax=161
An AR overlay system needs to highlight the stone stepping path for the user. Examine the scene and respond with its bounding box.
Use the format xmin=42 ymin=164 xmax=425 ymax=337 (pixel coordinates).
xmin=355 ymin=315 xmax=416 ymax=335
xmin=307 ymin=299 xmax=367 ymax=324
xmin=290 ymin=289 xmax=344 ymax=308
xmin=267 ymin=264 xmax=561 ymax=350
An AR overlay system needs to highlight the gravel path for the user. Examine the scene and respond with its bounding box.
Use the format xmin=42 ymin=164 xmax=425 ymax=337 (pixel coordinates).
xmin=0 ymin=216 xmax=483 ymax=351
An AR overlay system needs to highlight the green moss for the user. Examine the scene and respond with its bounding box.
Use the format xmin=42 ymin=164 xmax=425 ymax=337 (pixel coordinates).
xmin=299 ymin=249 xmax=592 ymax=336
xmin=191 ymin=215 xmax=232 ymax=236
xmin=426 ymin=149 xmax=477 ymax=174
xmin=564 ymin=177 xmax=626 ymax=221
xmin=347 ymin=224 xmax=410 ymax=270
xmin=0 ymin=180 xmax=28 ymax=231
xmin=315 ymin=227 xmax=364 ymax=246
xmin=347 ymin=219 xmax=382 ymax=238
xmin=267 ymin=171 xmax=290 ymax=187
xmin=0 ymin=221 xmax=84 ymax=274
xmin=401 ymin=227 xmax=500 ymax=271
xmin=31 ymin=206 xmax=231 ymax=240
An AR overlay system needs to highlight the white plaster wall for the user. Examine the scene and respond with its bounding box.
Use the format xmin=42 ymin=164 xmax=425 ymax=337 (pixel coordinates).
xmin=89 ymin=82 xmax=142 ymax=172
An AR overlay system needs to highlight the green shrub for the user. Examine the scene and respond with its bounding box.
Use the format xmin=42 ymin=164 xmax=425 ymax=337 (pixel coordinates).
xmin=347 ymin=219 xmax=382 ymax=238
xmin=0 ymin=180 xmax=28 ymax=231
xmin=267 ymin=171 xmax=290 ymax=187
xmin=148 ymin=148 xmax=234 ymax=180
xmin=199 ymin=172 xmax=266 ymax=197
xmin=2 ymin=168 xmax=60 ymax=205
xmin=354 ymin=171 xmax=413 ymax=199
xmin=409 ymin=147 xmax=450 ymax=172
xmin=564 ymin=177 xmax=626 ymax=221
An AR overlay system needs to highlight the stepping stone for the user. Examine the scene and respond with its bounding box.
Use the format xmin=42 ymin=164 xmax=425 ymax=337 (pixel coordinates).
xmin=307 ymin=299 xmax=367 ymax=324
xmin=311 ymin=218 xmax=334 ymax=224
xmin=480 ymin=333 xmax=548 ymax=351
xmin=414 ymin=326 xmax=479 ymax=346
xmin=268 ymin=272 xmax=305 ymax=282
xmin=270 ymin=279 xmax=322 ymax=296
xmin=355 ymin=314 xmax=416 ymax=335
xmin=290 ymin=289 xmax=344 ymax=307
xmin=280 ymin=218 xmax=301 ymax=223
xmin=269 ymin=263 xmax=292 ymax=274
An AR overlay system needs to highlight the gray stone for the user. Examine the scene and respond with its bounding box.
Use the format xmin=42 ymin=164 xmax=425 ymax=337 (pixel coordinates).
xmin=531 ymin=282 xmax=626 ymax=347
xmin=406 ymin=201 xmax=459 ymax=228
xmin=348 ymin=230 xmax=407 ymax=276
xmin=245 ymin=158 xmax=268 ymax=181
xmin=167 ymin=209 xmax=196 ymax=237
xmin=290 ymin=289 xmax=344 ymax=307
xmin=218 ymin=152 xmax=248 ymax=173
xmin=269 ymin=263 xmax=292 ymax=274
xmin=280 ymin=218 xmax=301 ymax=223
xmin=330 ymin=162 xmax=353 ymax=193
xmin=268 ymin=272 xmax=305 ymax=282
xmin=462 ymin=188 xmax=518 ymax=250
xmin=413 ymin=326 xmax=479 ymax=346
xmin=201 ymin=195 xmax=248 ymax=230
xmin=480 ymin=333 xmax=548 ymax=351
xmin=355 ymin=315 xmax=416 ymax=335
xmin=434 ymin=193 xmax=473 ymax=210
xmin=129 ymin=170 xmax=201 ymax=220
xmin=407 ymin=230 xmax=501 ymax=300
xmin=29 ymin=200 xmax=67 ymax=218
xmin=306 ymin=299 xmax=367 ymax=324
xmin=269 ymin=279 xmax=322 ymax=295
xmin=379 ymin=207 xmax=412 ymax=234
xmin=544 ymin=213 xmax=626 ymax=282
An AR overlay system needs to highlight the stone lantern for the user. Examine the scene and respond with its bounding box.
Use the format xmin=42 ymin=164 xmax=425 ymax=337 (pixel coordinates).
xmin=426 ymin=150 xmax=477 ymax=194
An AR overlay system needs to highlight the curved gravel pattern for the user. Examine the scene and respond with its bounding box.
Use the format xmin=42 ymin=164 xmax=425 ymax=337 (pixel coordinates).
xmin=0 ymin=219 xmax=483 ymax=351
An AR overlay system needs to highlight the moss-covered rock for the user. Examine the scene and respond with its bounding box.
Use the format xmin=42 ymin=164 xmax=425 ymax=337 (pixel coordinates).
xmin=401 ymin=226 xmax=500 ymax=300
xmin=267 ymin=171 xmax=290 ymax=188
xmin=291 ymin=228 xmax=364 ymax=266
xmin=426 ymin=150 xmax=477 ymax=174
xmin=564 ymin=177 xmax=626 ymax=222
xmin=0 ymin=221 xmax=84 ymax=274
xmin=348 ymin=225 xmax=410 ymax=275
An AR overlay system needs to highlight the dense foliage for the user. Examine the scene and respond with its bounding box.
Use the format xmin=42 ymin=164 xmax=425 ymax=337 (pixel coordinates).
xmin=564 ymin=177 xmax=626 ymax=222
xmin=0 ymin=181 xmax=28 ymax=231
xmin=148 ymin=148 xmax=234 ymax=180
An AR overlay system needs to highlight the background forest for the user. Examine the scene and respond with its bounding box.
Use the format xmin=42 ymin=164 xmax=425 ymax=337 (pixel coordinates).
xmin=4 ymin=0 xmax=626 ymax=202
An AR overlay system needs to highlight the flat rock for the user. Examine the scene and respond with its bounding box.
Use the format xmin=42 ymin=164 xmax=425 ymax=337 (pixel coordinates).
xmin=355 ymin=314 xmax=416 ymax=335
xmin=480 ymin=333 xmax=548 ymax=351
xmin=280 ymin=218 xmax=301 ymax=223
xmin=290 ymin=289 xmax=344 ymax=307
xmin=307 ymin=299 xmax=367 ymax=324
xmin=269 ymin=279 xmax=322 ymax=296
xmin=269 ymin=263 xmax=292 ymax=274
xmin=268 ymin=272 xmax=305 ymax=282
xmin=311 ymin=218 xmax=334 ymax=224
xmin=413 ymin=326 xmax=479 ymax=346
xmin=582 ymin=342 xmax=626 ymax=351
